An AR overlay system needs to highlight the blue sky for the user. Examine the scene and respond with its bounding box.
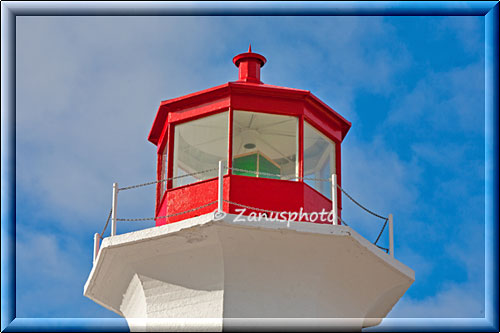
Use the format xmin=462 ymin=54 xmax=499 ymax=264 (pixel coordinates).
xmin=15 ymin=14 xmax=486 ymax=322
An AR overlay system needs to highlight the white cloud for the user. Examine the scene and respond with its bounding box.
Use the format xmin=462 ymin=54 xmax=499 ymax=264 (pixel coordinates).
xmin=16 ymin=228 xmax=114 ymax=317
xmin=15 ymin=17 xmax=224 ymax=232
xmin=436 ymin=16 xmax=484 ymax=55
xmin=340 ymin=136 xmax=422 ymax=240
xmin=388 ymin=282 xmax=484 ymax=318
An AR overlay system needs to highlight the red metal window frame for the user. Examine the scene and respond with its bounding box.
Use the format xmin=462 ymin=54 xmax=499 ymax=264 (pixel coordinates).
xmin=157 ymin=107 xmax=344 ymax=193
xmin=154 ymin=94 xmax=346 ymax=220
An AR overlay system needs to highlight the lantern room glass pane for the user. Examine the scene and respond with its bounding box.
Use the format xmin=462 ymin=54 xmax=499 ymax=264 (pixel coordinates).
xmin=303 ymin=121 xmax=336 ymax=199
xmin=173 ymin=111 xmax=229 ymax=188
xmin=232 ymin=111 xmax=298 ymax=181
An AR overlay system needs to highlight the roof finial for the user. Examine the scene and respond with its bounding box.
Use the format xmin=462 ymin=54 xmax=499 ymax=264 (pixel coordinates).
xmin=233 ymin=47 xmax=266 ymax=84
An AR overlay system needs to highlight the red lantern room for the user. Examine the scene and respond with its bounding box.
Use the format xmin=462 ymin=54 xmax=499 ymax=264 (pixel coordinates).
xmin=148 ymin=46 xmax=351 ymax=225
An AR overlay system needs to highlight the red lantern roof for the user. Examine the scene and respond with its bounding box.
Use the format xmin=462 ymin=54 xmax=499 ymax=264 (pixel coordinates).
xmin=148 ymin=47 xmax=351 ymax=146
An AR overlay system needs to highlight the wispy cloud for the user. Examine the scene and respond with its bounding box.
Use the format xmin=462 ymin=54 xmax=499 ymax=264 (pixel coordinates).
xmin=340 ymin=136 xmax=421 ymax=241
xmin=16 ymin=228 xmax=117 ymax=317
xmin=388 ymin=282 xmax=484 ymax=318
xmin=387 ymin=62 xmax=484 ymax=135
xmin=436 ymin=16 xmax=484 ymax=56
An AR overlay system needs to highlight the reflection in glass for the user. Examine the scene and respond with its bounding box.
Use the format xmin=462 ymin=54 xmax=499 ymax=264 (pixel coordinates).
xmin=303 ymin=121 xmax=336 ymax=199
xmin=173 ymin=112 xmax=229 ymax=188
xmin=232 ymin=111 xmax=298 ymax=181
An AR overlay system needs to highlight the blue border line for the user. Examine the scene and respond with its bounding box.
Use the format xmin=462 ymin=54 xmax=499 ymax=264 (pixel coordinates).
xmin=5 ymin=318 xmax=128 ymax=332
xmin=1 ymin=2 xmax=16 ymax=332
xmin=484 ymin=2 xmax=500 ymax=332
xmin=1 ymin=1 xmax=498 ymax=332
xmin=2 ymin=1 xmax=497 ymax=16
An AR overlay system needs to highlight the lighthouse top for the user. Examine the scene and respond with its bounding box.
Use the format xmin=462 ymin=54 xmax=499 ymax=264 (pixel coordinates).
xmin=85 ymin=48 xmax=414 ymax=331
xmin=148 ymin=47 xmax=352 ymax=226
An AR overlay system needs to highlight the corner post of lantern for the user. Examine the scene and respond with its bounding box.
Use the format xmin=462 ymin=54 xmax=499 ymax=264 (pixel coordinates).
xmin=388 ymin=213 xmax=394 ymax=257
xmin=218 ymin=160 xmax=224 ymax=213
xmin=111 ymin=182 xmax=118 ymax=236
xmin=93 ymin=233 xmax=100 ymax=263
xmin=331 ymin=174 xmax=338 ymax=225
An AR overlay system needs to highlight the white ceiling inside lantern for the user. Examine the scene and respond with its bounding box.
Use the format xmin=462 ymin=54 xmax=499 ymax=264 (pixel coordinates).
xmin=233 ymin=110 xmax=297 ymax=160
xmin=177 ymin=111 xmax=327 ymax=162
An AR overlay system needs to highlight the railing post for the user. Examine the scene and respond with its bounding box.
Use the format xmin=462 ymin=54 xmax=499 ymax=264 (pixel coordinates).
xmin=389 ymin=213 xmax=394 ymax=257
xmin=331 ymin=174 xmax=338 ymax=225
xmin=111 ymin=182 xmax=118 ymax=236
xmin=218 ymin=161 xmax=223 ymax=213
xmin=93 ymin=233 xmax=100 ymax=263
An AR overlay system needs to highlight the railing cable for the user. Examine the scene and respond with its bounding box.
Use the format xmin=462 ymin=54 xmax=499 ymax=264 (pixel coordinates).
xmin=226 ymin=166 xmax=387 ymax=221
xmin=374 ymin=218 xmax=388 ymax=245
xmin=118 ymin=167 xmax=218 ymax=191
xmin=375 ymin=244 xmax=389 ymax=253
xmin=335 ymin=184 xmax=388 ymax=221
xmin=116 ymin=200 xmax=217 ymax=222
xmin=223 ymin=199 xmax=283 ymax=215
xmin=99 ymin=208 xmax=112 ymax=239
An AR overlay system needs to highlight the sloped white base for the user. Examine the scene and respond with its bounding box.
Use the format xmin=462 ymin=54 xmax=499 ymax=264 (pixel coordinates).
xmin=84 ymin=213 xmax=414 ymax=332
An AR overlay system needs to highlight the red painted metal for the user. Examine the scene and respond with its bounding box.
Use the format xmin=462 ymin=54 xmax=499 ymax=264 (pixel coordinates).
xmin=298 ymin=114 xmax=304 ymax=180
xmin=157 ymin=177 xmax=223 ymax=225
xmin=228 ymin=175 xmax=303 ymax=216
xmin=155 ymin=120 xmax=170 ymax=215
xmin=166 ymin=124 xmax=175 ymax=191
xmin=303 ymin=183 xmax=334 ymax=224
xmin=155 ymin=152 xmax=162 ymax=216
xmin=148 ymin=82 xmax=350 ymax=147
xmin=156 ymin=175 xmax=333 ymax=226
xmin=149 ymin=48 xmax=351 ymax=226
xmin=228 ymin=107 xmax=234 ymax=172
xmin=232 ymin=46 xmax=267 ymax=84
xmin=167 ymin=99 xmax=230 ymax=124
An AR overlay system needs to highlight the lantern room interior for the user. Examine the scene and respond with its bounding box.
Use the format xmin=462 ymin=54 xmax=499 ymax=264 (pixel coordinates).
xmin=148 ymin=47 xmax=351 ymax=225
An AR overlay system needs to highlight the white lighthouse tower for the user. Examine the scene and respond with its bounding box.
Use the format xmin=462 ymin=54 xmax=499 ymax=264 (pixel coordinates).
xmin=84 ymin=47 xmax=414 ymax=331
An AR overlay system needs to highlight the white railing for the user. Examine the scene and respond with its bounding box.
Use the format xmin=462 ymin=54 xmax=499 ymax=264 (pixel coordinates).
xmin=218 ymin=160 xmax=224 ymax=214
xmin=93 ymin=233 xmax=100 ymax=262
xmin=389 ymin=213 xmax=394 ymax=258
xmin=94 ymin=161 xmax=394 ymax=263
xmin=331 ymin=174 xmax=338 ymax=225
xmin=111 ymin=182 xmax=118 ymax=237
